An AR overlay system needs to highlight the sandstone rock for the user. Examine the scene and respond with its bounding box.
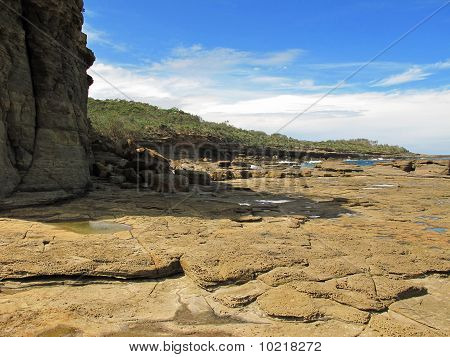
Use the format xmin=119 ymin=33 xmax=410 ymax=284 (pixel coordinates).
xmin=290 ymin=280 xmax=386 ymax=311
xmin=123 ymin=168 xmax=138 ymax=183
xmin=0 ymin=167 xmax=449 ymax=336
xmin=257 ymin=286 xmax=323 ymax=321
xmin=94 ymin=151 xmax=126 ymax=166
xmin=300 ymin=169 xmax=313 ymax=177
xmin=233 ymin=215 xmax=262 ymax=223
xmin=120 ymin=182 xmax=136 ymax=190
xmin=313 ymin=161 xmax=364 ymax=177
xmin=302 ymin=258 xmax=363 ymax=281
xmin=231 ymin=161 xmax=250 ymax=169
xmin=176 ymin=170 xmax=211 ymax=186
xmin=210 ymin=170 xmax=234 ymax=181
xmin=212 ymin=281 xmax=269 ymax=308
xmin=110 ymin=175 xmax=126 ymax=185
xmin=258 ymin=267 xmax=310 ymax=287
xmin=287 ymin=215 xmax=308 ymax=228
xmin=414 ymin=162 xmax=449 ymax=176
xmin=290 ymin=274 xmax=427 ymax=313
xmin=218 ymin=161 xmax=231 ymax=168
xmin=0 ymin=0 xmax=94 ymax=199
xmin=126 ymin=148 xmax=171 ymax=174
xmin=266 ymin=171 xmax=285 ymax=179
xmin=366 ymin=313 xmax=444 ymax=337
xmin=391 ymin=160 xmax=415 ymax=172
xmin=315 ymin=298 xmax=370 ymax=324
xmin=92 ymin=162 xmax=111 ymax=178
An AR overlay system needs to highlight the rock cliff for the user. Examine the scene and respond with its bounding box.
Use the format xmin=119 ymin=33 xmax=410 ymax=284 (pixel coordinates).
xmin=0 ymin=0 xmax=94 ymax=200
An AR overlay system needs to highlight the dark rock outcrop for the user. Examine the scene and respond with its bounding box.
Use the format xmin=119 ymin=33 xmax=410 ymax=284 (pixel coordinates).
xmin=0 ymin=0 xmax=94 ymax=200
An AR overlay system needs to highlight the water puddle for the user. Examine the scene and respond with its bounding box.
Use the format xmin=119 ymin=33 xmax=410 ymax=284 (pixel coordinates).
xmin=363 ymin=184 xmax=397 ymax=190
xmin=344 ymin=158 xmax=393 ymax=166
xmin=425 ymin=227 xmax=448 ymax=234
xmin=301 ymin=160 xmax=322 ymax=168
xmin=255 ymin=199 xmax=293 ymax=204
xmin=50 ymin=220 xmax=132 ymax=235
xmin=238 ymin=199 xmax=293 ymax=206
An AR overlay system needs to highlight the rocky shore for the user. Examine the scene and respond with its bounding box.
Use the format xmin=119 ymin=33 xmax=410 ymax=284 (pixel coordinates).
xmin=1 ymin=156 xmax=448 ymax=337
xmin=0 ymin=0 xmax=448 ymax=339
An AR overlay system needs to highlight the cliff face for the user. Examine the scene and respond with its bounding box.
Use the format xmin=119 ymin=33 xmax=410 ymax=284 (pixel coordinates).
xmin=0 ymin=0 xmax=94 ymax=199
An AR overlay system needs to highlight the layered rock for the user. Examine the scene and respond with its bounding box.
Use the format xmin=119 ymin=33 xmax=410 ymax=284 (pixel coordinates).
xmin=0 ymin=0 xmax=94 ymax=199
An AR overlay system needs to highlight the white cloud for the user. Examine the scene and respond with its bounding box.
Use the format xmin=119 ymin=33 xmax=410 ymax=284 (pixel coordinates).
xmin=372 ymin=67 xmax=431 ymax=87
xmin=150 ymin=45 xmax=303 ymax=74
xmin=83 ymin=9 xmax=97 ymax=18
xmin=202 ymin=91 xmax=450 ymax=154
xmin=432 ymin=59 xmax=450 ymax=70
xmin=89 ymin=60 xmax=450 ymax=154
xmin=297 ymin=79 xmax=343 ymax=91
xmin=83 ymin=24 xmax=128 ymax=52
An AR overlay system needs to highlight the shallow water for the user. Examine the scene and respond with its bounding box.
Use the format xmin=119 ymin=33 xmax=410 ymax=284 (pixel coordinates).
xmin=301 ymin=160 xmax=322 ymax=168
xmin=51 ymin=221 xmax=132 ymax=235
xmin=344 ymin=159 xmax=391 ymax=166
xmin=425 ymin=227 xmax=448 ymax=234
xmin=255 ymin=199 xmax=293 ymax=204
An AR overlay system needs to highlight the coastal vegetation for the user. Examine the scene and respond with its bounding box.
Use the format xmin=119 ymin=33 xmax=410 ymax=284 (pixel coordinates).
xmin=88 ymin=98 xmax=409 ymax=155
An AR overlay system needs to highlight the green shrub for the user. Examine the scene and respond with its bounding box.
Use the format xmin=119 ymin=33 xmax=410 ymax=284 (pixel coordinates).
xmin=88 ymin=98 xmax=410 ymax=155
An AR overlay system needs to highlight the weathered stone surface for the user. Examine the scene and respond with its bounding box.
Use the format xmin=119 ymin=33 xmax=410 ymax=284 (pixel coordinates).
xmin=0 ymin=0 xmax=94 ymax=200
xmin=233 ymin=215 xmax=262 ymax=223
xmin=0 ymin=219 xmax=182 ymax=279
xmin=257 ymin=286 xmax=323 ymax=321
xmin=212 ymin=280 xmax=269 ymax=308
xmin=0 ymin=165 xmax=449 ymax=336
xmin=414 ymin=161 xmax=449 ymax=176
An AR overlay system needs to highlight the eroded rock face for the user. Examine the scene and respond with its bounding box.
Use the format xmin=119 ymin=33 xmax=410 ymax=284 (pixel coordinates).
xmin=0 ymin=0 xmax=94 ymax=199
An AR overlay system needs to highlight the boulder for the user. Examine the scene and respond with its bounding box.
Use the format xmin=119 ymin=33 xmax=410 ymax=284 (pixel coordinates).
xmin=231 ymin=161 xmax=250 ymax=169
xmin=126 ymin=148 xmax=172 ymax=173
xmin=233 ymin=215 xmax=263 ymax=223
xmin=175 ymin=169 xmax=211 ymax=186
xmin=94 ymin=151 xmax=127 ymax=167
xmin=110 ymin=175 xmax=126 ymax=185
xmin=217 ymin=161 xmax=232 ymax=168
xmin=210 ymin=170 xmax=234 ymax=181
xmin=92 ymin=162 xmax=111 ymax=178
xmin=123 ymin=168 xmax=138 ymax=183
xmin=393 ymin=160 xmax=415 ymax=172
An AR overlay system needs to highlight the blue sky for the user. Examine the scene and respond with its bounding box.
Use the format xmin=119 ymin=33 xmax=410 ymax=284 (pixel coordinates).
xmin=84 ymin=0 xmax=450 ymax=154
